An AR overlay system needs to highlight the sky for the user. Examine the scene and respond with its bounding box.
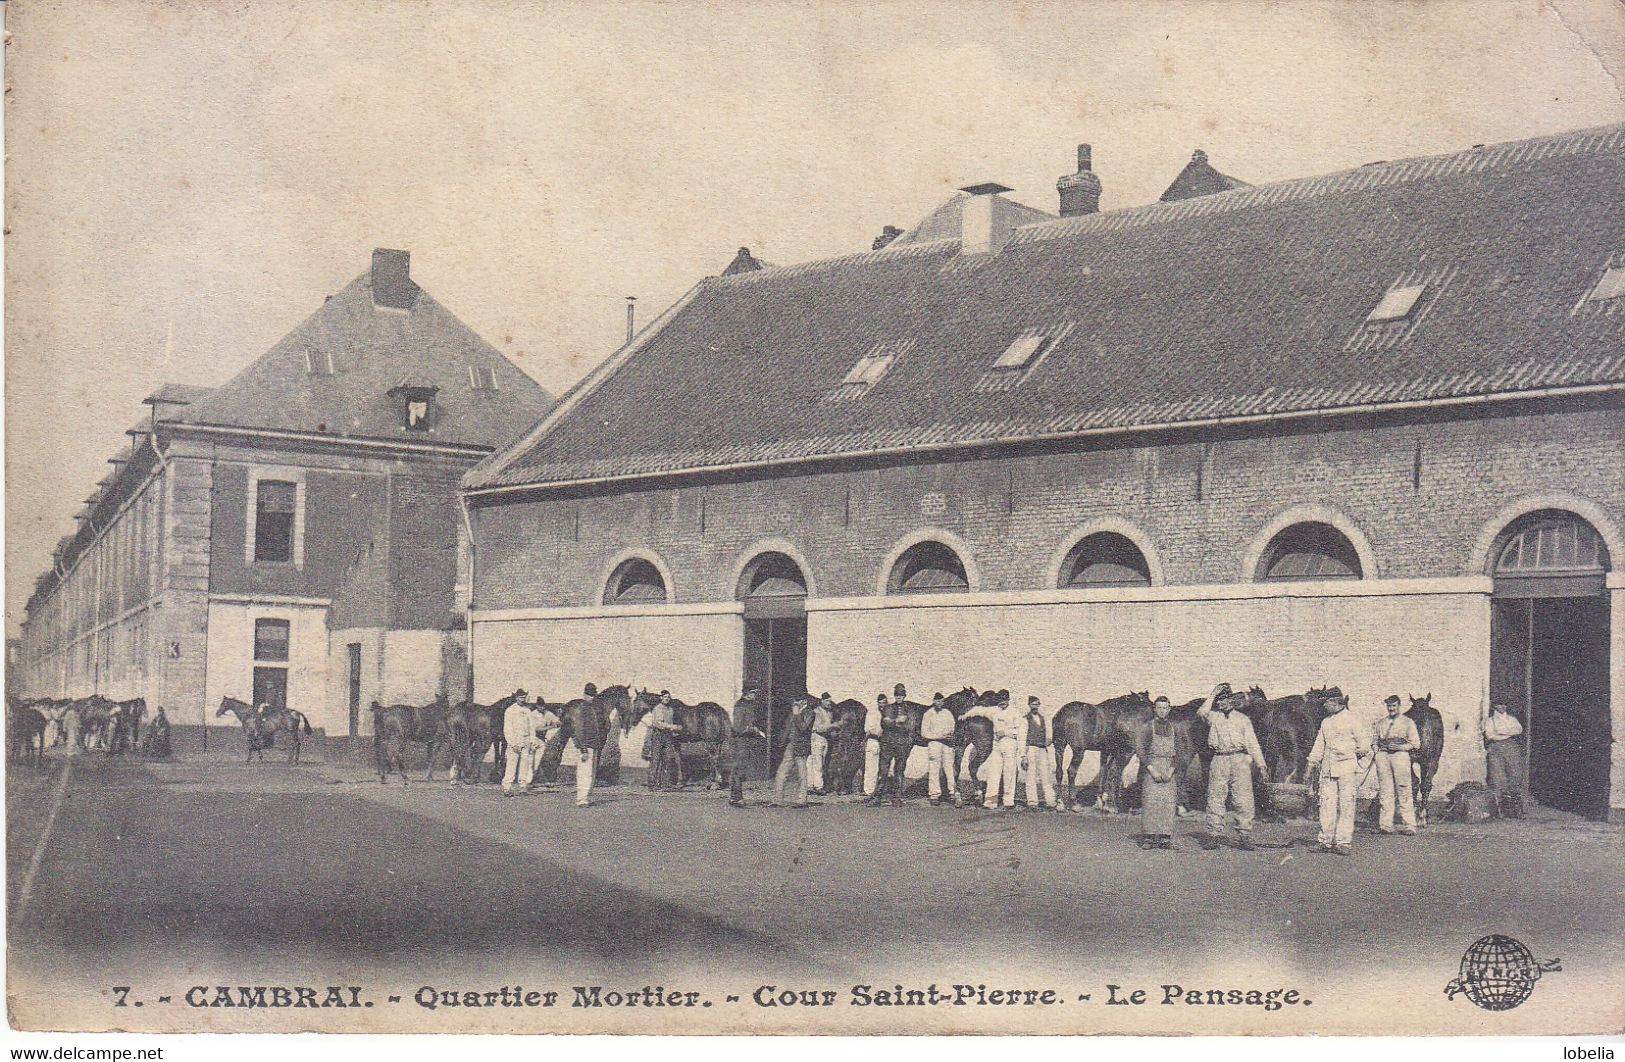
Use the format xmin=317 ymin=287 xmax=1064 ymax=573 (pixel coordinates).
xmin=5 ymin=0 xmax=1624 ymax=635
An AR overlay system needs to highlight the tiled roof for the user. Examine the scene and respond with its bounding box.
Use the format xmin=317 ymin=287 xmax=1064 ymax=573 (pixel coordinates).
xmin=890 ymin=190 xmax=1054 ymax=246
xmin=1159 ymin=149 xmax=1250 ymax=202
xmin=144 ymin=382 xmax=215 ymax=407
xmin=476 ymin=124 xmax=1625 ymax=491
xmin=169 ymin=254 xmax=552 ymax=451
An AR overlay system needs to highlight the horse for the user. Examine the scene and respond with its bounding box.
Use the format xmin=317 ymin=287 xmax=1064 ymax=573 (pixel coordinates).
xmin=593 ymin=685 xmax=632 ymax=785
xmin=537 ymin=689 xmax=618 ymax=787
xmin=368 ymin=695 xmax=452 ymax=782
xmin=624 ymin=690 xmax=731 ymax=789
xmin=8 ymin=705 xmax=48 ymax=766
xmin=77 ymin=696 xmax=117 ymax=750
xmin=1249 ymin=686 xmax=1341 ymax=784
xmin=215 ymin=696 xmax=313 ymax=764
xmin=446 ymin=690 xmax=525 ymax=784
xmin=1407 ymin=693 xmax=1446 ymax=826
xmin=823 ymin=699 xmax=869 ymax=796
xmin=1052 ymin=691 xmax=1154 ymax=812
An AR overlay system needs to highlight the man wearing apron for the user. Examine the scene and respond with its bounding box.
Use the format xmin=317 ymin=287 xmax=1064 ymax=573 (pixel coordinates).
xmin=1372 ymin=694 xmax=1419 ymax=834
xmin=1137 ymin=696 xmax=1179 ymax=848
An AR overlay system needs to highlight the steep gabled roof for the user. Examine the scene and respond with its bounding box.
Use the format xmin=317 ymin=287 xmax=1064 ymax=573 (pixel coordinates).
xmin=469 ymin=125 xmax=1625 ymax=493
xmin=890 ymin=190 xmax=1054 ymax=246
xmin=170 ymin=251 xmax=552 ymax=451
xmin=1159 ymin=148 xmax=1251 ymax=202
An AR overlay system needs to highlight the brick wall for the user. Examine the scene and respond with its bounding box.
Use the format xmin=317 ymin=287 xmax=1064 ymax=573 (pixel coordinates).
xmin=389 ymin=470 xmax=463 ymax=631
xmin=472 ymin=407 xmax=1624 ymax=607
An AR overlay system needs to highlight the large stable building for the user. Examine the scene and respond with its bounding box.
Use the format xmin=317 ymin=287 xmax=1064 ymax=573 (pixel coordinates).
xmin=15 ymin=250 xmax=552 ymax=739
xmin=464 ymin=125 xmax=1625 ymax=821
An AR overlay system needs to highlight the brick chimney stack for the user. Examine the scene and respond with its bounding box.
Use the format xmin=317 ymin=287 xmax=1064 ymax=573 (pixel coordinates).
xmin=1057 ymin=143 xmax=1103 ymax=218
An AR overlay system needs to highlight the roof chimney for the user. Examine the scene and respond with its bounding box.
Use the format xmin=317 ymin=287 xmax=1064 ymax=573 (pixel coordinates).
xmin=1057 ymin=143 xmax=1102 ymax=217
xmin=872 ymin=225 xmax=902 ymax=250
xmin=722 ymin=247 xmax=764 ymax=276
xmin=959 ymin=183 xmax=1016 ymax=255
xmin=371 ymin=248 xmax=420 ymax=311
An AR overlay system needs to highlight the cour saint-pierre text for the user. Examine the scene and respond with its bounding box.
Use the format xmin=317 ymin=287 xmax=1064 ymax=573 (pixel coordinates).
xmin=148 ymin=982 xmax=1310 ymax=1013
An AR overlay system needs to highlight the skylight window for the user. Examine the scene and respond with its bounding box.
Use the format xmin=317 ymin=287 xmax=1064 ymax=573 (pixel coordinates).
xmin=303 ymin=350 xmax=336 ymax=376
xmin=840 ymin=351 xmax=895 ymax=388
xmin=1367 ymin=284 xmax=1427 ymax=323
xmin=468 ymin=366 xmax=499 ymax=391
xmin=1587 ymin=265 xmax=1625 ymax=303
xmin=992 ymin=333 xmax=1048 ymax=370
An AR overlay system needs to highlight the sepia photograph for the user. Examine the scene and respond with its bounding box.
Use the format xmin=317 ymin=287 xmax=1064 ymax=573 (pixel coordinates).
xmin=4 ymin=0 xmax=1623 ymax=1039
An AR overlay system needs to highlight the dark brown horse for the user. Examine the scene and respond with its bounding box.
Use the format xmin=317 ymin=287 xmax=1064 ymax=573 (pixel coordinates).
xmin=1052 ymin=691 xmax=1153 ymax=812
xmin=446 ymin=690 xmax=526 ymax=783
xmin=624 ymin=691 xmax=731 ymax=788
xmin=216 ymin=696 xmax=313 ymax=764
xmin=823 ymin=699 xmax=869 ymax=796
xmin=368 ymin=695 xmax=452 ymax=783
xmin=1249 ymin=686 xmax=1341 ymax=784
xmin=106 ymin=698 xmax=146 ymax=755
xmin=537 ymin=687 xmax=622 ymax=785
xmin=1407 ymin=693 xmax=1446 ymax=826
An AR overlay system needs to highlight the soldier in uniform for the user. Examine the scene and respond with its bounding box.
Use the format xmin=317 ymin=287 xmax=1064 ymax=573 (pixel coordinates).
xmin=869 ymin=693 xmax=915 ymax=806
xmin=1136 ymin=696 xmax=1179 ymax=848
xmin=1307 ymin=693 xmax=1371 ymax=854
xmin=808 ymin=692 xmax=835 ymax=795
xmin=919 ymin=692 xmax=961 ymax=807
xmin=963 ymin=691 xmax=1024 ymax=811
xmin=1482 ymin=701 xmax=1526 ymax=819
xmin=645 ymin=691 xmax=683 ymax=791
xmin=728 ymin=687 xmax=766 ymax=807
xmin=772 ymin=696 xmax=815 ymax=808
xmin=1372 ymin=694 xmax=1419 ymax=834
xmin=1021 ymin=696 xmax=1059 ymax=811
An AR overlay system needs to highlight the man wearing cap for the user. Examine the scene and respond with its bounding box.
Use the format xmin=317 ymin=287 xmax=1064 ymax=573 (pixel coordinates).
xmin=862 ymin=689 xmax=895 ymax=799
xmin=773 ymin=696 xmax=816 ymax=808
xmin=1307 ymin=693 xmax=1372 ymax=854
xmin=963 ymin=691 xmax=1024 ymax=810
xmin=1196 ymin=683 xmax=1269 ymax=849
xmin=1482 ymin=701 xmax=1525 ymax=819
xmin=1372 ymin=694 xmax=1419 ymax=834
xmin=919 ymin=692 xmax=962 ymax=807
xmin=1021 ymin=696 xmax=1060 ymax=811
xmin=727 ymin=687 xmax=766 ymax=807
xmin=645 ymin=690 xmax=684 ymax=791
xmin=808 ymin=692 xmax=836 ymax=795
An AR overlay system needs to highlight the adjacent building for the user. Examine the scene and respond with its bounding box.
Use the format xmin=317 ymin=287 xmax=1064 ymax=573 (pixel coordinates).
xmin=15 ymin=250 xmax=552 ymax=738
xmin=463 ymin=125 xmax=1625 ymax=820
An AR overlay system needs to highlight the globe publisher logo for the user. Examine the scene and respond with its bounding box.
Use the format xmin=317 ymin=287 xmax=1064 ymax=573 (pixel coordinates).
xmin=1444 ymin=934 xmax=1561 ymax=1011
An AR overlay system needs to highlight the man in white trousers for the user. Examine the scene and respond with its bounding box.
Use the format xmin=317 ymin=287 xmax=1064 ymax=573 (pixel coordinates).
xmin=502 ymin=695 xmax=540 ymax=795
xmin=1371 ymin=694 xmax=1418 ymax=834
xmin=920 ymin=692 xmax=961 ymax=807
xmin=1307 ymin=693 xmax=1371 ymax=854
xmin=963 ymin=691 xmax=1023 ymax=810
xmin=1021 ymin=696 xmax=1060 ymax=811
xmin=808 ymin=692 xmax=835 ymax=795
xmin=862 ymin=692 xmax=888 ymax=798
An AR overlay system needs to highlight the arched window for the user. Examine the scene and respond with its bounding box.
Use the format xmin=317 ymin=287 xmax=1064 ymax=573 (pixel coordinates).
xmin=1058 ymin=532 xmax=1152 ymax=588
xmin=603 ymin=557 xmax=667 ymax=604
xmin=737 ymin=552 xmax=808 ymax=599
xmin=1494 ymin=511 xmax=1610 ymax=575
xmin=1256 ymin=522 xmax=1363 ymax=581
xmin=887 ymin=540 xmax=969 ymax=594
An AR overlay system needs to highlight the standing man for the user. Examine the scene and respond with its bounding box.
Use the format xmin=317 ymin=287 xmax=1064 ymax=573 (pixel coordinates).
xmin=728 ymin=687 xmax=766 ymax=807
xmin=862 ymin=691 xmax=888 ymax=799
xmin=645 ymin=691 xmax=684 ymax=791
xmin=808 ymin=693 xmax=835 ymax=795
xmin=1136 ymin=696 xmax=1180 ymax=849
xmin=1196 ymin=683 xmax=1269 ymax=850
xmin=773 ymin=696 xmax=815 ymax=807
xmin=869 ymin=693 xmax=915 ymax=806
xmin=1307 ymin=693 xmax=1371 ymax=854
xmin=502 ymin=695 xmax=540 ymax=796
xmin=920 ymin=692 xmax=961 ymax=807
xmin=1021 ymin=696 xmax=1060 ymax=812
xmin=1372 ymin=694 xmax=1419 ymax=835
xmin=963 ymin=691 xmax=1023 ymax=811
xmin=1483 ymin=701 xmax=1526 ymax=819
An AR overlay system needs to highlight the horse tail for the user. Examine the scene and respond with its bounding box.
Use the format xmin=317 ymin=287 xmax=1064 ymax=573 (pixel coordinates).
xmin=299 ymin=711 xmax=313 ymax=736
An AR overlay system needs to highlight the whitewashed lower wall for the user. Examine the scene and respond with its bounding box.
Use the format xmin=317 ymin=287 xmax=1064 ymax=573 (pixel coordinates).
xmin=203 ymin=601 xmax=329 ymax=734
xmin=806 ymin=586 xmax=1495 ymax=798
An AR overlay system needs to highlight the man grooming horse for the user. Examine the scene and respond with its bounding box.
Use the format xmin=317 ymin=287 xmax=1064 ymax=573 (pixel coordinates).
xmin=1197 ymin=683 xmax=1269 ymax=850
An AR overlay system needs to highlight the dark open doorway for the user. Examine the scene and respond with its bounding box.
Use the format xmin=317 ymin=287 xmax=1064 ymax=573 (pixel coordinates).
xmin=1488 ymin=510 xmax=1612 ymax=820
xmin=739 ymin=551 xmax=810 ymax=779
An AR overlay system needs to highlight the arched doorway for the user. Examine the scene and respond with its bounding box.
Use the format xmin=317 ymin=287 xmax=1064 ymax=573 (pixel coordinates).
xmin=1488 ymin=510 xmax=1612 ymax=819
xmin=738 ymin=551 xmax=808 ymax=778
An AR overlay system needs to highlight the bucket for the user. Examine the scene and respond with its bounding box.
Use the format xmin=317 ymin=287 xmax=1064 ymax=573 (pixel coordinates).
xmin=1263 ymin=781 xmax=1312 ymax=818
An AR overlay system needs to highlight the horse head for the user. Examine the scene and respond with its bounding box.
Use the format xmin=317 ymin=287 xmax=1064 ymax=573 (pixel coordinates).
xmin=215 ymin=697 xmax=246 ymax=720
xmin=1246 ymin=685 xmax=1268 ymax=705
xmin=1409 ymin=693 xmax=1432 ymax=711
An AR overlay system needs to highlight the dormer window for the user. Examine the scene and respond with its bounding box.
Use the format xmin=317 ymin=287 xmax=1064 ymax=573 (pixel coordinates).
xmin=1366 ymin=284 xmax=1427 ymax=323
xmin=992 ymin=333 xmax=1047 ymax=370
xmin=975 ymin=321 xmax=1075 ymax=392
xmin=303 ymin=350 xmax=336 ymax=376
xmin=468 ymin=366 xmax=499 ymax=391
xmin=388 ymin=382 xmax=439 ymax=432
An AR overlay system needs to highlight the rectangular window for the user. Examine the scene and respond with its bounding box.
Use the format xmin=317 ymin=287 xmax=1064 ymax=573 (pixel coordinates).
xmin=303 ymin=350 xmax=336 ymax=375
xmin=992 ymin=333 xmax=1047 ymax=370
xmin=253 ymin=618 xmax=290 ymax=662
xmin=840 ymin=351 xmax=895 ymax=388
xmin=254 ymin=480 xmax=297 ymax=563
xmin=468 ymin=365 xmax=499 ymax=390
